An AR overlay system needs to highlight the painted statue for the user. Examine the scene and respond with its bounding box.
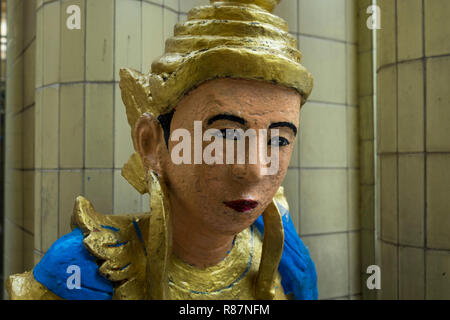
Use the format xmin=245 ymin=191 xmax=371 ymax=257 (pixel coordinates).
xmin=6 ymin=0 xmax=318 ymax=300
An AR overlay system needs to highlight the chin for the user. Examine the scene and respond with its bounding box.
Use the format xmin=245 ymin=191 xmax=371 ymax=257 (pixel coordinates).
xmin=208 ymin=208 xmax=262 ymax=235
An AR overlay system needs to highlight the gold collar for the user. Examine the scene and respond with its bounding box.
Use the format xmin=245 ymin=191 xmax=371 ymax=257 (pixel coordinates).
xmin=168 ymin=226 xmax=255 ymax=298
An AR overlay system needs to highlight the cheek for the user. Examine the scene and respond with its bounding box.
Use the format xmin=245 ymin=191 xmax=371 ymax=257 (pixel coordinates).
xmin=279 ymin=147 xmax=293 ymax=173
xmin=166 ymin=162 xmax=230 ymax=203
xmin=258 ymin=146 xmax=293 ymax=201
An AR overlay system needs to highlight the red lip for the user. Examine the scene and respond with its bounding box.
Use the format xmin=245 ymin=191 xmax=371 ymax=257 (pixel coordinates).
xmin=223 ymin=199 xmax=259 ymax=213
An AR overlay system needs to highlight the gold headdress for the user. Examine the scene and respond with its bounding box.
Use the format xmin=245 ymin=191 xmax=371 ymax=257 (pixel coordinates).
xmin=120 ymin=0 xmax=313 ymax=193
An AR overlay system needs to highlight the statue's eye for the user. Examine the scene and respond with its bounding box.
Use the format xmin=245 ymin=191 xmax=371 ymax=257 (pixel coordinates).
xmin=213 ymin=129 xmax=242 ymax=140
xmin=269 ymin=136 xmax=290 ymax=147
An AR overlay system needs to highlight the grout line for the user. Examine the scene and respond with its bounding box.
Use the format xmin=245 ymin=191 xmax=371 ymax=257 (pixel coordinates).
xmin=300 ymin=229 xmax=361 ymax=239
xmin=57 ymin=64 xmax=61 ymax=238
xmin=296 ymin=0 xmax=302 ymax=235
xmin=5 ymin=217 xmax=34 ymax=236
xmin=344 ymin=0 xmax=351 ymax=298
xmin=307 ymin=99 xmax=358 ymax=107
xmin=36 ymin=80 xmax=118 ymax=91
xmin=326 ymin=293 xmax=362 ymax=300
xmin=394 ymin=0 xmax=400 ymax=300
xmin=19 ymin=168 xmax=125 ymax=172
xmin=378 ymin=151 xmax=450 ymax=156
xmin=82 ymin=0 xmax=87 ymax=201
xmin=287 ymin=166 xmax=359 ymax=170
xmin=36 ymin=0 xmax=59 ymax=12
xmin=379 ymin=238 xmax=450 ymax=253
xmin=34 ymin=248 xmax=44 ymax=256
xmin=21 ymin=94 xmax=25 ymax=269
xmin=360 ymin=183 xmax=376 ymax=188
xmin=57 ymin=0 xmax=66 ymax=239
xmin=112 ymin=0 xmax=119 ymax=214
xmin=39 ymin=4 xmax=44 ymax=254
xmin=13 ymin=36 xmax=36 ymax=64
xmin=37 ymin=0 xmax=172 ymax=13
xmin=422 ymin=0 xmax=428 ymax=300
xmin=377 ymin=53 xmax=450 ymax=73
xmin=294 ymin=31 xmax=357 ymax=46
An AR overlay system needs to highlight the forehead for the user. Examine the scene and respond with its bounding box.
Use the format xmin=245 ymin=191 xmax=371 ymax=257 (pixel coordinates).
xmin=172 ymin=78 xmax=301 ymax=127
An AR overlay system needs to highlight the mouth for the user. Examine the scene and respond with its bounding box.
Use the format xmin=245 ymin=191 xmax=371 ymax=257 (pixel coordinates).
xmin=223 ymin=199 xmax=259 ymax=213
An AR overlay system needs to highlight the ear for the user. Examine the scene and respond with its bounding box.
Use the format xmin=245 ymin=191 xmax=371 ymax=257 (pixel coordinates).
xmin=133 ymin=113 xmax=167 ymax=175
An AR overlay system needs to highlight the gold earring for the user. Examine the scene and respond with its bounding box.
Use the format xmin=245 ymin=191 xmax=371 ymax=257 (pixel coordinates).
xmin=145 ymin=170 xmax=172 ymax=300
xmin=254 ymin=199 xmax=284 ymax=300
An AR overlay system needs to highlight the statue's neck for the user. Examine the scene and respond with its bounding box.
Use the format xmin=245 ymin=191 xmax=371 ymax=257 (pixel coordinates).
xmin=170 ymin=198 xmax=236 ymax=269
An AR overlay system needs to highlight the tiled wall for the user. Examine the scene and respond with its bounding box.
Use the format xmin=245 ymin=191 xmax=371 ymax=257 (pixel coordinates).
xmin=357 ymin=0 xmax=376 ymax=300
xmin=31 ymin=0 xmax=190 ymax=262
xmin=376 ymin=0 xmax=450 ymax=299
xmin=272 ymin=0 xmax=360 ymax=300
xmin=3 ymin=0 xmax=36 ymax=296
xmin=4 ymin=0 xmax=362 ymax=300
xmin=4 ymin=0 xmax=184 ymax=286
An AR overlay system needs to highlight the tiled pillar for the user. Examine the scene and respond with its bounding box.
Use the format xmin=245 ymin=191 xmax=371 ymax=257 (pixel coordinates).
xmin=357 ymin=0 xmax=376 ymax=300
xmin=3 ymin=0 xmax=36 ymax=296
xmin=376 ymin=0 xmax=450 ymax=299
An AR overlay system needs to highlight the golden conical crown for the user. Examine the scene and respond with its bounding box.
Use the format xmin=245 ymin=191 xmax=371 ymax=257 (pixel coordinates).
xmin=120 ymin=0 xmax=312 ymax=124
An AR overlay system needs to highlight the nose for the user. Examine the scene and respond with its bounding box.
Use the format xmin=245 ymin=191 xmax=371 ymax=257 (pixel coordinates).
xmin=231 ymin=162 xmax=264 ymax=183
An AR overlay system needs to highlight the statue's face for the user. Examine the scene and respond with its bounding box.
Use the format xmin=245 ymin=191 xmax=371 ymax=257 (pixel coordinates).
xmin=159 ymin=78 xmax=301 ymax=236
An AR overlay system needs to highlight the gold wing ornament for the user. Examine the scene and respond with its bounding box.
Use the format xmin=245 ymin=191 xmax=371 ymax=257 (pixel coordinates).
xmin=67 ymin=170 xmax=173 ymax=300
xmin=5 ymin=195 xmax=151 ymax=300
xmin=70 ymin=196 xmax=150 ymax=300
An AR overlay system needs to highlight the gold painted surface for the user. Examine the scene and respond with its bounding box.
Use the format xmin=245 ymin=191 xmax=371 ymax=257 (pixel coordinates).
xmin=121 ymin=152 xmax=148 ymax=194
xmin=70 ymin=196 xmax=149 ymax=300
xmin=146 ymin=171 xmax=172 ymax=300
xmin=255 ymin=200 xmax=284 ymax=299
xmin=188 ymin=5 xmax=288 ymax=30
xmin=6 ymin=271 xmax=61 ymax=300
xmin=168 ymin=226 xmax=287 ymax=300
xmin=273 ymin=186 xmax=289 ymax=211
xmin=210 ymin=0 xmax=281 ymax=13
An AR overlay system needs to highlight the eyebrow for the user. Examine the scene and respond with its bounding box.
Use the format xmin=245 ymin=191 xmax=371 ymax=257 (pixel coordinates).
xmin=207 ymin=114 xmax=297 ymax=136
xmin=269 ymin=122 xmax=298 ymax=136
xmin=207 ymin=113 xmax=247 ymax=126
